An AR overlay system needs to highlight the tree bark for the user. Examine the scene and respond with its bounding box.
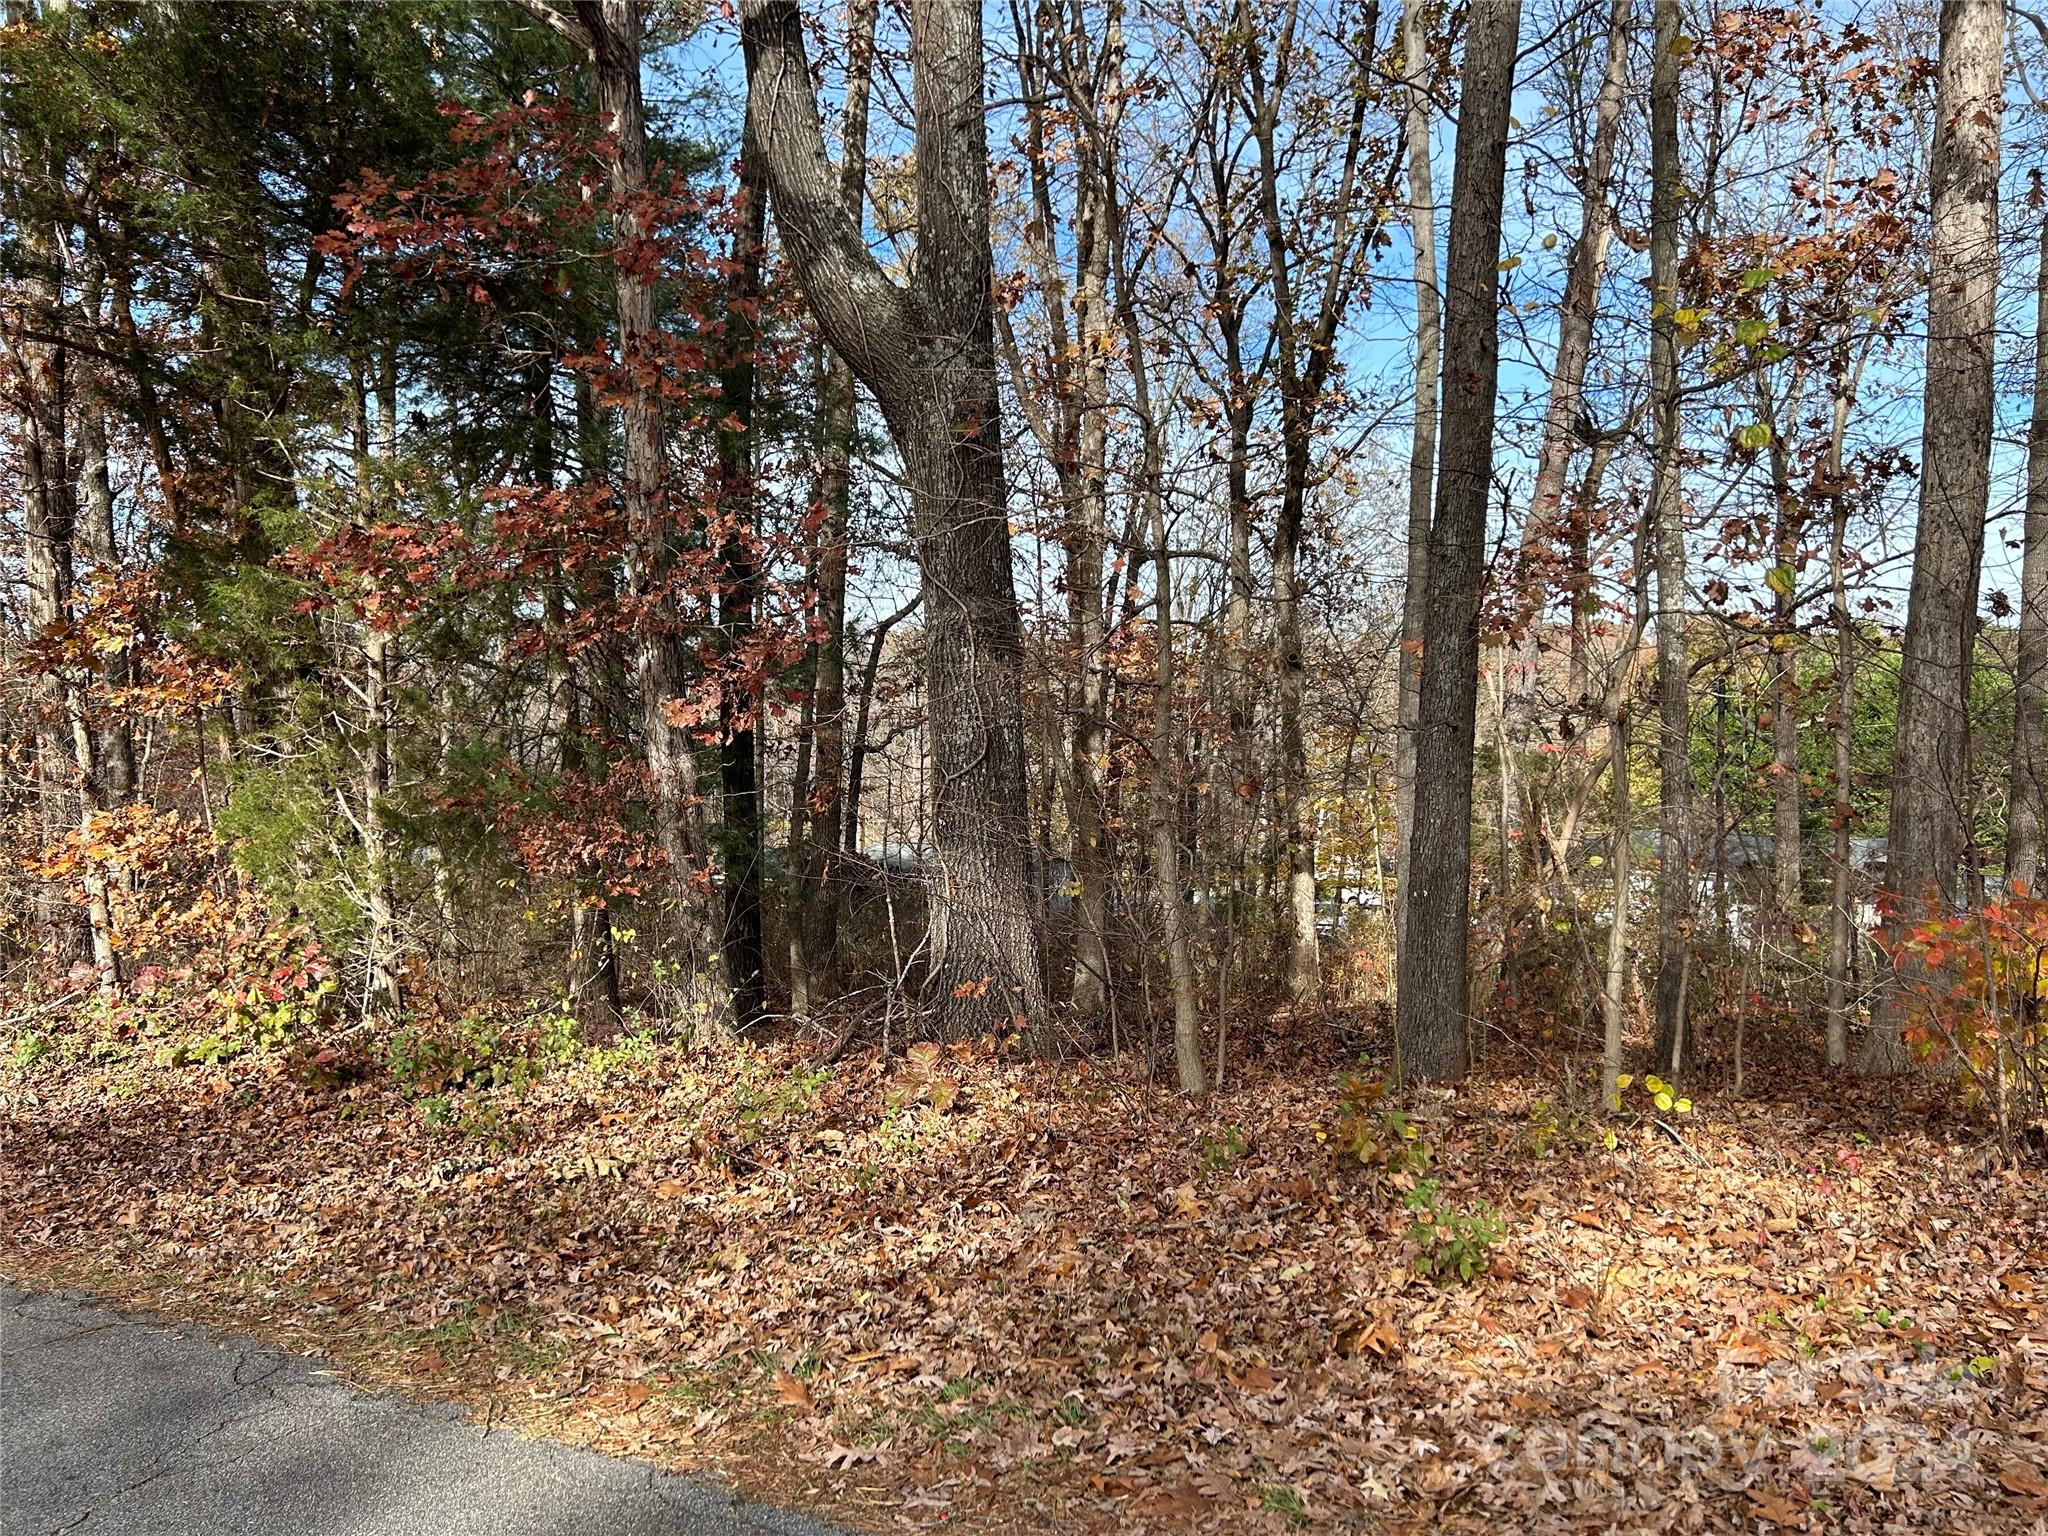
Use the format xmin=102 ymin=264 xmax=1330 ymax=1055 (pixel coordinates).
xmin=1602 ymin=707 xmax=1632 ymax=1106
xmin=1393 ymin=0 xmax=1438 ymax=965
xmin=345 ymin=341 xmax=402 ymax=1015
xmin=7 ymin=100 xmax=118 ymax=980
xmin=1241 ymin=0 xmax=1385 ymax=1008
xmin=2006 ymin=209 xmax=2048 ymax=892
xmin=1861 ymin=0 xmax=2004 ymax=1075
xmin=578 ymin=0 xmax=735 ymax=1030
xmin=790 ymin=0 xmax=876 ymax=1017
xmin=1091 ymin=0 xmax=1203 ymax=1088
xmin=715 ymin=136 xmax=770 ymax=1031
xmin=1394 ymin=0 xmax=1522 ymax=1083
xmin=1764 ymin=412 xmax=1805 ymax=912
xmin=1649 ymin=0 xmax=1693 ymax=1074
xmin=548 ymin=365 xmax=623 ymax=1034
xmin=1189 ymin=85 xmax=1262 ymax=920
xmin=13 ymin=136 xmax=78 ymax=954
xmin=1060 ymin=26 xmax=1118 ymax=1029
xmin=74 ymin=256 xmax=137 ymax=805
xmin=1825 ymin=377 xmax=1856 ymax=1068
xmin=1136 ymin=337 xmax=1203 ymax=1095
xmin=743 ymin=0 xmax=1052 ymax=1042
xmin=1006 ymin=0 xmax=1118 ymax=1026
xmin=1520 ymin=0 xmax=1630 ymax=585
xmin=1498 ymin=0 xmax=1630 ymax=1000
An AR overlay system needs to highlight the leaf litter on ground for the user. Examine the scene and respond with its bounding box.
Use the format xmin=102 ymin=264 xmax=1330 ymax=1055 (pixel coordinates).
xmin=4 ymin=1020 xmax=2048 ymax=1533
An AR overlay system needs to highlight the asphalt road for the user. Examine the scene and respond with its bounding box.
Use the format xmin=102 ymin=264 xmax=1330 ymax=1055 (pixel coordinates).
xmin=0 ymin=1286 xmax=842 ymax=1536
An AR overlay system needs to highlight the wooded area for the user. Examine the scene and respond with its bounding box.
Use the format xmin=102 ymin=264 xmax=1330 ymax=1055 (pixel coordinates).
xmin=7 ymin=0 xmax=2048 ymax=1530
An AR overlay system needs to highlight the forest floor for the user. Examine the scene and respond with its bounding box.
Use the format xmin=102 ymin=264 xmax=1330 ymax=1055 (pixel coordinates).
xmin=4 ymin=1012 xmax=2048 ymax=1533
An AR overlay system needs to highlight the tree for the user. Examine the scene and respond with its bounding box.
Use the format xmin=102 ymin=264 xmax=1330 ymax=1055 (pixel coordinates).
xmin=1861 ymin=0 xmax=2004 ymax=1075
xmin=1394 ymin=0 xmax=1522 ymax=1084
xmin=1499 ymin=0 xmax=1631 ymax=1007
xmin=1004 ymin=0 xmax=1122 ymax=1028
xmin=1392 ymin=0 xmax=1438 ymax=963
xmin=2007 ymin=200 xmax=2048 ymax=892
xmin=508 ymin=0 xmax=744 ymax=1029
xmin=742 ymin=0 xmax=1053 ymax=1042
xmin=1649 ymin=0 xmax=1693 ymax=1075
xmin=787 ymin=0 xmax=876 ymax=1020
xmin=1238 ymin=0 xmax=1392 ymax=1008
xmin=713 ymin=145 xmax=771 ymax=1033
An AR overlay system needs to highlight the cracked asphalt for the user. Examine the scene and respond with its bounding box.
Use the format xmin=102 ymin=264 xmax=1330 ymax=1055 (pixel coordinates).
xmin=0 ymin=1287 xmax=844 ymax=1536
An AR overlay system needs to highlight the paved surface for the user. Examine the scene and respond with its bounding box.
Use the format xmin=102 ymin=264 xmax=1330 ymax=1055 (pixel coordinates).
xmin=0 ymin=1286 xmax=843 ymax=1536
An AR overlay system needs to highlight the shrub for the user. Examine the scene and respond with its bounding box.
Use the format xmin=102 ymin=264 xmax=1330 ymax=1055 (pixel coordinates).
xmin=1402 ymin=1179 xmax=1506 ymax=1284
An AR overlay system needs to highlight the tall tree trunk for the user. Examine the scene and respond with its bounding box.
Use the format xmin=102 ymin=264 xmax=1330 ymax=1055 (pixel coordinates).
xmin=1272 ymin=443 xmax=1320 ymax=1005
xmin=715 ymin=139 xmax=770 ymax=1031
xmin=75 ymin=374 xmax=136 ymax=807
xmin=351 ymin=348 xmax=401 ymax=1014
xmin=790 ymin=0 xmax=876 ymax=1017
xmin=8 ymin=117 xmax=116 ymax=980
xmin=15 ymin=153 xmax=78 ymax=955
xmin=1602 ymin=707 xmax=1632 ymax=1106
xmin=1498 ymin=0 xmax=1632 ymax=1003
xmin=743 ymin=0 xmax=1051 ymax=1042
xmin=1567 ymin=438 xmax=1616 ymax=701
xmin=544 ymin=366 xmax=623 ymax=1033
xmin=570 ymin=0 xmax=735 ymax=1030
xmin=1201 ymin=87 xmax=1260 ymax=918
xmin=1242 ymin=0 xmax=1384 ymax=1008
xmin=1137 ymin=351 xmax=1202 ymax=1095
xmin=1005 ymin=0 xmax=1118 ymax=1027
xmin=1092 ymin=0 xmax=1202 ymax=1087
xmin=1825 ymin=386 xmax=1856 ymax=1068
xmin=1149 ymin=479 xmax=1204 ymax=1094
xmin=1394 ymin=0 xmax=1522 ymax=1083
xmin=73 ymin=258 xmax=137 ymax=805
xmin=1062 ymin=41 xmax=1118 ymax=1029
xmin=1393 ymin=0 xmax=1438 ymax=965
xmin=1765 ymin=420 xmax=1805 ymax=912
xmin=1861 ymin=0 xmax=2004 ymax=1074
xmin=2006 ymin=210 xmax=2048 ymax=891
xmin=1521 ymin=0 xmax=1630 ymax=580
xmin=1649 ymin=0 xmax=1693 ymax=1075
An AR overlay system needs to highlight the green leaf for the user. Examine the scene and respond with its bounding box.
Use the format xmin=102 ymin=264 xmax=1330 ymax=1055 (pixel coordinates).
xmin=1735 ymin=422 xmax=1773 ymax=451
xmin=1766 ymin=564 xmax=1795 ymax=597
xmin=1734 ymin=316 xmax=1770 ymax=347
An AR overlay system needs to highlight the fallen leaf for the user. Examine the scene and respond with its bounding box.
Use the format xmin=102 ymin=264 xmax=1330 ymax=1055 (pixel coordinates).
xmin=2000 ymin=1463 xmax=2048 ymax=1499
xmin=773 ymin=1369 xmax=816 ymax=1412
xmin=1748 ymin=1489 xmax=1807 ymax=1527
